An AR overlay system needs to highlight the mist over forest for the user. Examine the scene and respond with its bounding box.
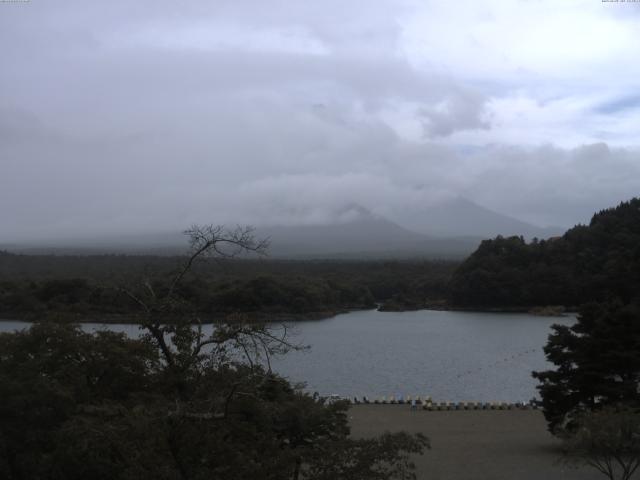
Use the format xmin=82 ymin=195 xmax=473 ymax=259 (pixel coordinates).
xmin=2 ymin=1 xmax=640 ymax=246
xmin=2 ymin=2 xmax=640 ymax=480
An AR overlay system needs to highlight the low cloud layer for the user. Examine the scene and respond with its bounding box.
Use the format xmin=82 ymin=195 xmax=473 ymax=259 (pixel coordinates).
xmin=1 ymin=1 xmax=639 ymax=242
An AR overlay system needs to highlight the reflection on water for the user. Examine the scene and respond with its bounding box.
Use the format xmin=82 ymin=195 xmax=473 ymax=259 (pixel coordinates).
xmin=0 ymin=309 xmax=575 ymax=402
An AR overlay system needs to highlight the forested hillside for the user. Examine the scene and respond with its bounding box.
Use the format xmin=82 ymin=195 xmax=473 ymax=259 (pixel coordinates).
xmin=449 ymin=198 xmax=640 ymax=308
xmin=0 ymin=254 xmax=456 ymax=320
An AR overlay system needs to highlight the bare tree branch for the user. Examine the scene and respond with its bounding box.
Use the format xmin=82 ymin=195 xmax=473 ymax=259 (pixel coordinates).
xmin=167 ymin=225 xmax=269 ymax=299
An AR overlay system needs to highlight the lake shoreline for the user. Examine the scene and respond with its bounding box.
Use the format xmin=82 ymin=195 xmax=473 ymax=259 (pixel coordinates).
xmin=0 ymin=304 xmax=577 ymax=324
xmin=379 ymin=303 xmax=577 ymax=317
xmin=0 ymin=309 xmax=365 ymax=325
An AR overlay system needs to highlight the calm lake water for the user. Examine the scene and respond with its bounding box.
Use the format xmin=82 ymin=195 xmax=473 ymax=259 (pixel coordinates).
xmin=0 ymin=309 xmax=575 ymax=402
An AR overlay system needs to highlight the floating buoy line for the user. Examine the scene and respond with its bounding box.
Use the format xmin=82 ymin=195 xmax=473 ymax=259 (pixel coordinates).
xmin=453 ymin=347 xmax=540 ymax=381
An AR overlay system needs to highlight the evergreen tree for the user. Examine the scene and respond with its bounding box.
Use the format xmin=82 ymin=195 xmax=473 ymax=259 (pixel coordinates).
xmin=533 ymin=301 xmax=640 ymax=432
xmin=450 ymin=197 xmax=640 ymax=308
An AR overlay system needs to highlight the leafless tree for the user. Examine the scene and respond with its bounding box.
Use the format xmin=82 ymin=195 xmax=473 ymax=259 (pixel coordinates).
xmin=119 ymin=224 xmax=298 ymax=374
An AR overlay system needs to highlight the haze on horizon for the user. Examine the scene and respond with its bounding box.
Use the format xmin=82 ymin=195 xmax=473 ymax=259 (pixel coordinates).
xmin=1 ymin=0 xmax=640 ymax=244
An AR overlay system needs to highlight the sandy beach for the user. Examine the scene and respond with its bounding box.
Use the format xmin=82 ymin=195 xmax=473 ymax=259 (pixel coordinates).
xmin=349 ymin=405 xmax=602 ymax=480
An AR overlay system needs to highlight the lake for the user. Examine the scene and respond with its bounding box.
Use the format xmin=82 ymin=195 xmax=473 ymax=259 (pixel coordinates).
xmin=0 ymin=309 xmax=574 ymax=402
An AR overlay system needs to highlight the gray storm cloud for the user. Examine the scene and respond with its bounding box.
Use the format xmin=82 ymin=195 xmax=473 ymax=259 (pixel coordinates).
xmin=419 ymin=90 xmax=491 ymax=138
xmin=1 ymin=0 xmax=639 ymax=242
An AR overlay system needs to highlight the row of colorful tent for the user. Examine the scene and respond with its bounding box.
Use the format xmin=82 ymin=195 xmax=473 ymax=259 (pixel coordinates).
xmin=349 ymin=395 xmax=538 ymax=410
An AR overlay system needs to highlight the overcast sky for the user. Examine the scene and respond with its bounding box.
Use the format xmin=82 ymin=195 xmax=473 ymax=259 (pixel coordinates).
xmin=1 ymin=0 xmax=639 ymax=241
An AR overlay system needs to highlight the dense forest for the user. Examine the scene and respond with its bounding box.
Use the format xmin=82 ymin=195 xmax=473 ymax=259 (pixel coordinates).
xmin=0 ymin=253 xmax=456 ymax=321
xmin=3 ymin=198 xmax=639 ymax=320
xmin=449 ymin=198 xmax=640 ymax=308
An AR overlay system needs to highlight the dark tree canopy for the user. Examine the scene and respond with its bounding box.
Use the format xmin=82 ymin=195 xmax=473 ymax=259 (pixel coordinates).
xmin=0 ymin=225 xmax=429 ymax=480
xmin=450 ymin=198 xmax=640 ymax=308
xmin=0 ymin=325 xmax=429 ymax=480
xmin=533 ymin=302 xmax=640 ymax=432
